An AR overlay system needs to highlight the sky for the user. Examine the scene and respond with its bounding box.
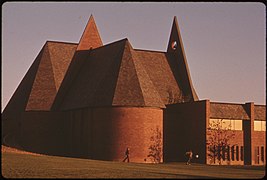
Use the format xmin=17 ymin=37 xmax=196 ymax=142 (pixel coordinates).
xmin=1 ymin=2 xmax=266 ymax=112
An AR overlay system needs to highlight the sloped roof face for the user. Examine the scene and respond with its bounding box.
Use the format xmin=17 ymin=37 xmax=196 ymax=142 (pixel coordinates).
xmin=26 ymin=42 xmax=77 ymax=111
xmin=2 ymin=45 xmax=44 ymax=119
xmin=255 ymin=105 xmax=266 ymax=120
xmin=112 ymin=42 xmax=165 ymax=108
xmin=58 ymin=40 xmax=166 ymax=110
xmin=210 ymin=102 xmax=250 ymax=120
xmin=56 ymin=38 xmax=199 ymax=110
xmin=133 ymin=50 xmax=183 ymax=104
xmin=58 ymin=39 xmax=127 ymax=110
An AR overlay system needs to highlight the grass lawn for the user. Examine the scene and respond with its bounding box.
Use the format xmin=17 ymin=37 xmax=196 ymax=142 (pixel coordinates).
xmin=1 ymin=151 xmax=265 ymax=178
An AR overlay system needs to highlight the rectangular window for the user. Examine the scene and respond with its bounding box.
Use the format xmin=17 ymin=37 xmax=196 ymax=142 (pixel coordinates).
xmin=236 ymin=146 xmax=239 ymax=161
xmin=222 ymin=146 xmax=226 ymax=161
xmin=227 ymin=145 xmax=230 ymax=161
xmin=261 ymin=146 xmax=264 ymax=162
xmin=234 ymin=120 xmax=243 ymax=130
xmin=231 ymin=146 xmax=235 ymax=161
xmin=241 ymin=146 xmax=244 ymax=161
xmin=254 ymin=121 xmax=262 ymax=131
xmin=222 ymin=120 xmax=231 ymax=130
xmin=255 ymin=146 xmax=260 ymax=164
xmin=209 ymin=119 xmax=243 ymax=130
xmin=254 ymin=120 xmax=266 ymax=131
xmin=262 ymin=121 xmax=266 ymax=131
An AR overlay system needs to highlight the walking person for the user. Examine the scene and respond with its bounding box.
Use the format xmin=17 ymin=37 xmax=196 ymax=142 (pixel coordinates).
xmin=122 ymin=147 xmax=130 ymax=162
xmin=185 ymin=150 xmax=193 ymax=165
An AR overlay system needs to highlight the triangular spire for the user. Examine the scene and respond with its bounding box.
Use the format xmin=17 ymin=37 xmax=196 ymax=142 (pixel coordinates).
xmin=167 ymin=16 xmax=198 ymax=101
xmin=77 ymin=15 xmax=103 ymax=50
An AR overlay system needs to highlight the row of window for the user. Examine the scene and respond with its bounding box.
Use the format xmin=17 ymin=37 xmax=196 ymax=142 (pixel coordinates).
xmin=209 ymin=119 xmax=266 ymax=131
xmin=209 ymin=119 xmax=243 ymax=130
xmin=209 ymin=145 xmax=265 ymax=163
xmin=208 ymin=145 xmax=244 ymax=161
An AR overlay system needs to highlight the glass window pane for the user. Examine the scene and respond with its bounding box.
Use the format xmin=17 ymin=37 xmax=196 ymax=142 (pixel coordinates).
xmin=241 ymin=146 xmax=244 ymax=161
xmin=231 ymin=146 xmax=235 ymax=161
xmin=222 ymin=120 xmax=231 ymax=130
xmin=234 ymin=120 xmax=242 ymax=130
xmin=261 ymin=146 xmax=264 ymax=162
xmin=254 ymin=121 xmax=262 ymax=131
xmin=262 ymin=121 xmax=266 ymax=131
xmin=209 ymin=119 xmax=221 ymax=129
xmin=236 ymin=146 xmax=239 ymax=161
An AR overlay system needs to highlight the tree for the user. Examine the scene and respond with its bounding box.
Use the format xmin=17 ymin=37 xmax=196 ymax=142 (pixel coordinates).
xmin=206 ymin=119 xmax=235 ymax=165
xmin=147 ymin=126 xmax=162 ymax=163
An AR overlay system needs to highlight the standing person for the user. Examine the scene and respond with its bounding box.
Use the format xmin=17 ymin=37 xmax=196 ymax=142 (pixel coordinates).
xmin=122 ymin=147 xmax=130 ymax=162
xmin=185 ymin=150 xmax=193 ymax=165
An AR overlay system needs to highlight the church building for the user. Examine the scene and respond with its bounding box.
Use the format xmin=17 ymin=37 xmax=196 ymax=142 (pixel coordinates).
xmin=2 ymin=15 xmax=265 ymax=165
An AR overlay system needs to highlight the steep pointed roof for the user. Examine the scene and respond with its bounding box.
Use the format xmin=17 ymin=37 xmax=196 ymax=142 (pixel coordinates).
xmin=26 ymin=42 xmax=77 ymax=110
xmin=112 ymin=40 xmax=165 ymax=108
xmin=56 ymin=39 xmax=165 ymax=110
xmin=56 ymin=39 xmax=127 ymax=110
xmin=3 ymin=16 xmax=199 ymax=114
xmin=166 ymin=16 xmax=198 ymax=101
xmin=77 ymin=15 xmax=103 ymax=50
xmin=2 ymin=45 xmax=44 ymax=120
xmin=2 ymin=41 xmax=77 ymax=116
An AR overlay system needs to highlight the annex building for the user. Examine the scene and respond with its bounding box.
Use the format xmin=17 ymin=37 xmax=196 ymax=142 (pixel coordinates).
xmin=2 ymin=15 xmax=265 ymax=165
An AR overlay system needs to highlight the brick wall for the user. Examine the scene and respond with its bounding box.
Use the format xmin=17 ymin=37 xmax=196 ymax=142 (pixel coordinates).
xmin=20 ymin=111 xmax=70 ymax=156
xmin=90 ymin=107 xmax=163 ymax=163
xmin=163 ymin=100 xmax=207 ymax=163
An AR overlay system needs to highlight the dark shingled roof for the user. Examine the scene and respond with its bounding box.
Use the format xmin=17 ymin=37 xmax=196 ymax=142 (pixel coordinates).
xmin=255 ymin=105 xmax=266 ymax=120
xmin=26 ymin=41 xmax=77 ymax=110
xmin=51 ymin=16 xmax=199 ymax=110
xmin=134 ymin=49 xmax=182 ymax=105
xmin=210 ymin=102 xmax=250 ymax=120
xmin=2 ymin=41 xmax=77 ymax=117
xmin=4 ymin=15 xmax=200 ymax=113
xmin=55 ymin=39 xmax=127 ymax=110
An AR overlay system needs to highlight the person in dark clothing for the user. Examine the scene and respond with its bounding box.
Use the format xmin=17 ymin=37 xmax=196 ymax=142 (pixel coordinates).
xmin=122 ymin=147 xmax=130 ymax=162
xmin=185 ymin=150 xmax=193 ymax=165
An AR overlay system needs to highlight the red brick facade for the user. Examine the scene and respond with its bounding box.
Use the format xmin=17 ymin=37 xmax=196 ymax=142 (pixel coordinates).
xmin=19 ymin=107 xmax=163 ymax=163
xmin=164 ymin=100 xmax=265 ymax=165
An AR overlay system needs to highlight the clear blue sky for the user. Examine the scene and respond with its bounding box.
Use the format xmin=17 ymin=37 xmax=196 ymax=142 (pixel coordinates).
xmin=2 ymin=2 xmax=266 ymax=111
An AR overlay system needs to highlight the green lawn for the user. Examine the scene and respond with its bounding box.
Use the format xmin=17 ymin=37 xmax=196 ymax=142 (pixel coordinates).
xmin=2 ymin=152 xmax=265 ymax=178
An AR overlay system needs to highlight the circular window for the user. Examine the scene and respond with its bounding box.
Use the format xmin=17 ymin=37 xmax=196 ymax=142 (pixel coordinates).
xmin=171 ymin=41 xmax=177 ymax=50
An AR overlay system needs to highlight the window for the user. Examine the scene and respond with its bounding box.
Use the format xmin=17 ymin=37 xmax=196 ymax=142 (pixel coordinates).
xmin=241 ymin=146 xmax=244 ymax=161
xmin=261 ymin=146 xmax=264 ymax=162
xmin=222 ymin=120 xmax=231 ymax=130
xmin=255 ymin=146 xmax=260 ymax=164
xmin=209 ymin=119 xmax=243 ymax=130
xmin=254 ymin=121 xmax=262 ymax=131
xmin=234 ymin=120 xmax=242 ymax=130
xmin=231 ymin=146 xmax=235 ymax=161
xmin=222 ymin=146 xmax=226 ymax=161
xmin=263 ymin=121 xmax=266 ymax=131
xmin=227 ymin=146 xmax=230 ymax=161
xmin=236 ymin=146 xmax=239 ymax=161
xmin=254 ymin=121 xmax=266 ymax=131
